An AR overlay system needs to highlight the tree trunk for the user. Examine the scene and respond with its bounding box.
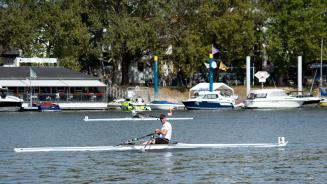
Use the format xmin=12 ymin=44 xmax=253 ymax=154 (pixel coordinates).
xmin=121 ymin=53 xmax=131 ymax=85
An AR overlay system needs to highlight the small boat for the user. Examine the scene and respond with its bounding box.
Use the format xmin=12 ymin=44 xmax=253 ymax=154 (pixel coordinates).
xmin=147 ymin=100 xmax=184 ymax=110
xmin=121 ymin=99 xmax=151 ymax=111
xmin=14 ymin=137 xmax=287 ymax=152
xmin=0 ymin=87 xmax=23 ymax=112
xmin=37 ymin=102 xmax=61 ymax=112
xmin=182 ymin=83 xmax=237 ymax=110
xmin=244 ymin=89 xmax=304 ymax=109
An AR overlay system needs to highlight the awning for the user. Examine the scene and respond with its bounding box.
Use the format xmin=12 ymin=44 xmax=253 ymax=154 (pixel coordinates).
xmin=0 ymin=79 xmax=106 ymax=87
xmin=26 ymin=80 xmax=67 ymax=87
xmin=61 ymin=80 xmax=106 ymax=87
xmin=0 ymin=80 xmax=28 ymax=87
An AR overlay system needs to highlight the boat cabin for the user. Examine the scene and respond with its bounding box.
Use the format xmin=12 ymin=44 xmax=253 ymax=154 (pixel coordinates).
xmin=247 ymin=89 xmax=288 ymax=100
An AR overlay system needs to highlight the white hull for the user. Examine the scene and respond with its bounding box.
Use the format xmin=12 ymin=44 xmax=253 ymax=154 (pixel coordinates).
xmin=244 ymin=99 xmax=304 ymax=109
xmin=0 ymin=94 xmax=23 ymax=112
xmin=244 ymin=89 xmax=305 ymax=109
xmin=14 ymin=141 xmax=287 ymax=152
xmin=0 ymin=106 xmax=21 ymax=112
xmin=83 ymin=116 xmax=194 ymax=121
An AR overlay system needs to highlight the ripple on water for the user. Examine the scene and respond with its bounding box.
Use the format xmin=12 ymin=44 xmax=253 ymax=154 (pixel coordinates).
xmin=0 ymin=109 xmax=326 ymax=183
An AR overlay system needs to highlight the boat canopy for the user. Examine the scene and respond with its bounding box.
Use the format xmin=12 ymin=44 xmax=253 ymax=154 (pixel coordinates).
xmin=190 ymin=83 xmax=234 ymax=93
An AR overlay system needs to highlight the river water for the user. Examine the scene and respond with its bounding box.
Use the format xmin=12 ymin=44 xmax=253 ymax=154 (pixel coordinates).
xmin=0 ymin=108 xmax=326 ymax=183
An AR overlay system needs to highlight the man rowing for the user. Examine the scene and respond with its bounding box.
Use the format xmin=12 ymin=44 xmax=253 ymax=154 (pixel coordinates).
xmin=145 ymin=114 xmax=172 ymax=144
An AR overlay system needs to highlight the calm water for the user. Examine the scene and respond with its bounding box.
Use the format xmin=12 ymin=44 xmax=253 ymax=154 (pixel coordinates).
xmin=0 ymin=108 xmax=326 ymax=183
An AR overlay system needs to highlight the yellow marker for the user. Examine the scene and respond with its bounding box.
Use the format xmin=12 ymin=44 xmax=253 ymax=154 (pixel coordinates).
xmin=209 ymin=53 xmax=213 ymax=59
xmin=154 ymin=55 xmax=158 ymax=61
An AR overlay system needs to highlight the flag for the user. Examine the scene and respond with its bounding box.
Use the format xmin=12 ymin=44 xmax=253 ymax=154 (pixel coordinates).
xmin=211 ymin=45 xmax=220 ymax=55
xmin=219 ymin=61 xmax=228 ymax=71
xmin=30 ymin=68 xmax=37 ymax=79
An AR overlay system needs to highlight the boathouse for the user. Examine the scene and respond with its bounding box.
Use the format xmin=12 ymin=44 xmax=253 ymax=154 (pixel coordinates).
xmin=0 ymin=67 xmax=108 ymax=110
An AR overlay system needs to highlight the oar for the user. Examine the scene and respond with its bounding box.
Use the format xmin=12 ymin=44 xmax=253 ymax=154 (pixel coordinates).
xmin=117 ymin=133 xmax=155 ymax=146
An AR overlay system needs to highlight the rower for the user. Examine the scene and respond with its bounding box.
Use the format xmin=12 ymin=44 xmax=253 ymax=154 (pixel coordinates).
xmin=145 ymin=114 xmax=172 ymax=144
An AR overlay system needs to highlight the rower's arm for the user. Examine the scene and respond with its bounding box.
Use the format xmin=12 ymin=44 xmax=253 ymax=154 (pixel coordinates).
xmin=155 ymin=129 xmax=167 ymax=135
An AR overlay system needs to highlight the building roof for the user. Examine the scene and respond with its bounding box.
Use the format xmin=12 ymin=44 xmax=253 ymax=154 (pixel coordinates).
xmin=0 ymin=67 xmax=97 ymax=80
xmin=0 ymin=79 xmax=107 ymax=87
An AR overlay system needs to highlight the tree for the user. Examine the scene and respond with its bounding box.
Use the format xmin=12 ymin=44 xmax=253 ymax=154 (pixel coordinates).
xmin=263 ymin=0 xmax=327 ymax=84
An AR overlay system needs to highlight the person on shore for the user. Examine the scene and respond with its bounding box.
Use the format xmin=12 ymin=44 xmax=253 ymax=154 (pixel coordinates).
xmin=144 ymin=114 xmax=172 ymax=144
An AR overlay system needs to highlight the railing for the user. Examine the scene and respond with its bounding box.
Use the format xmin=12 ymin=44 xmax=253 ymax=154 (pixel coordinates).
xmin=22 ymin=92 xmax=106 ymax=103
xmin=108 ymin=87 xmax=127 ymax=100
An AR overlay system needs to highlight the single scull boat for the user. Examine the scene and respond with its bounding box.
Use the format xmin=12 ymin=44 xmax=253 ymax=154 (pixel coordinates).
xmin=14 ymin=137 xmax=287 ymax=153
xmin=83 ymin=116 xmax=194 ymax=122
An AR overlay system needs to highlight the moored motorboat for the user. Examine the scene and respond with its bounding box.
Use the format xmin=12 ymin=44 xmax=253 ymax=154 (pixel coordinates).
xmin=244 ymin=89 xmax=304 ymax=109
xmin=182 ymin=83 xmax=237 ymax=110
xmin=0 ymin=87 xmax=23 ymax=112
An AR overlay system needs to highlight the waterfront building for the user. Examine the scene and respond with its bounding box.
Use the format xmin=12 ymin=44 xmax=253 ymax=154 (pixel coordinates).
xmin=0 ymin=67 xmax=107 ymax=110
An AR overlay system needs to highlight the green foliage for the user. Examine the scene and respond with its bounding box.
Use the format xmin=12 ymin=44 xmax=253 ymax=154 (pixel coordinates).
xmin=264 ymin=0 xmax=327 ymax=64
xmin=0 ymin=0 xmax=326 ymax=85
xmin=59 ymin=56 xmax=82 ymax=71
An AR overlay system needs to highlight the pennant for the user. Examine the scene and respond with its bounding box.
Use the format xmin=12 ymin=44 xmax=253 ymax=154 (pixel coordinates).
xmin=211 ymin=45 xmax=220 ymax=55
xmin=219 ymin=61 xmax=228 ymax=71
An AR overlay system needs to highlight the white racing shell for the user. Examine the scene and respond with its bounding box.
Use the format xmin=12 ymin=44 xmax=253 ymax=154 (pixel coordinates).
xmin=14 ymin=137 xmax=287 ymax=152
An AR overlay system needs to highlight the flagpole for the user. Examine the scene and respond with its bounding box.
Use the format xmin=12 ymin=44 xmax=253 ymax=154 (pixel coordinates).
xmin=29 ymin=77 xmax=32 ymax=107
xmin=209 ymin=54 xmax=213 ymax=92
xmin=154 ymin=55 xmax=158 ymax=99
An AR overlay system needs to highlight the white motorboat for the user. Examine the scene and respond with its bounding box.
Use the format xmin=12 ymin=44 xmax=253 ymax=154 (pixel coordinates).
xmin=244 ymin=89 xmax=304 ymax=109
xmin=182 ymin=83 xmax=237 ymax=110
xmin=14 ymin=137 xmax=287 ymax=152
xmin=0 ymin=87 xmax=23 ymax=112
